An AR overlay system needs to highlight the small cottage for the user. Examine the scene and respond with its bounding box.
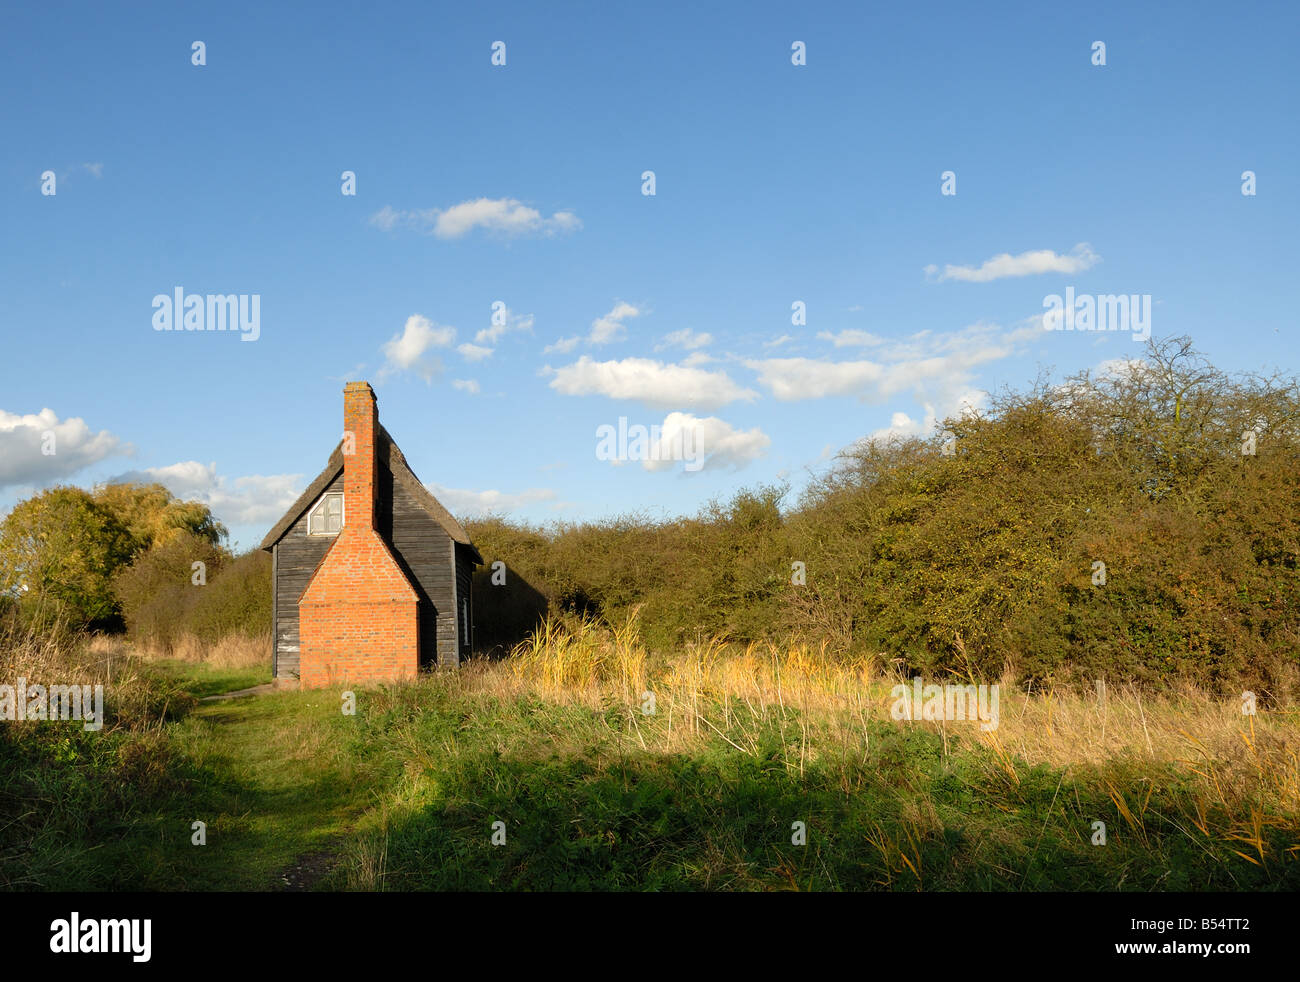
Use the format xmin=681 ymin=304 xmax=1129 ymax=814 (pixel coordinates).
xmin=260 ymin=382 xmax=481 ymax=687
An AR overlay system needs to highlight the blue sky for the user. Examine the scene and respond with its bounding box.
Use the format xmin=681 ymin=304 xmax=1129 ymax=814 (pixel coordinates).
xmin=1 ymin=1 xmax=1296 ymax=550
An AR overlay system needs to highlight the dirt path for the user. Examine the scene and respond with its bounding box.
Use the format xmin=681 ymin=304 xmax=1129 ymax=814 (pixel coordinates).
xmin=279 ymin=847 xmax=343 ymax=891
xmin=200 ymin=678 xmax=299 ymax=702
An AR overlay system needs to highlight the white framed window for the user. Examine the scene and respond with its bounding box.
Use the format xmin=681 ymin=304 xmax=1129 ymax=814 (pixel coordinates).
xmin=307 ymin=492 xmax=344 ymax=535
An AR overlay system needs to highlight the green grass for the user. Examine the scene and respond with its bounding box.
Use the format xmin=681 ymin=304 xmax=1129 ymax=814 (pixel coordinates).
xmin=144 ymin=659 xmax=272 ymax=700
xmin=2 ymin=660 xmax=1297 ymax=891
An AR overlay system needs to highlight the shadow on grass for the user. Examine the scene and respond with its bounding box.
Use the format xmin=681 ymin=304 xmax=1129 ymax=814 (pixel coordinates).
xmin=348 ymin=720 xmax=1300 ymax=892
xmin=5 ymin=688 xmax=1297 ymax=893
xmin=0 ymin=692 xmax=371 ymax=891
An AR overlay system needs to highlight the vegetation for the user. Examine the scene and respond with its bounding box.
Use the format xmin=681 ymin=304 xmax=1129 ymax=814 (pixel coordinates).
xmin=1 ymin=616 xmax=1296 ymax=891
xmin=0 ymin=335 xmax=1296 ymax=892
xmin=472 ymin=338 xmax=1300 ymax=699
xmin=0 ymin=480 xmax=267 ymax=654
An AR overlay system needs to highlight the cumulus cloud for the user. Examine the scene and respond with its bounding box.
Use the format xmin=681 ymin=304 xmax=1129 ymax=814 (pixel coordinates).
xmin=543 ymin=336 xmax=581 ymax=355
xmin=457 ymin=343 xmax=493 ymax=362
xmin=475 ymin=306 xmax=534 ymax=346
xmin=862 ymin=390 xmax=985 ymax=444
xmin=1092 ymin=356 xmax=1146 ymax=381
xmin=379 ymin=314 xmax=456 ymax=382
xmin=746 ymin=321 xmax=1039 ymax=409
xmin=548 ymin=356 xmax=757 ymax=410
xmin=109 ymin=461 xmax=303 ymax=528
xmin=369 ymin=198 xmax=581 ymax=240
xmin=427 ymin=483 xmax=558 ymax=517
xmin=925 ymin=243 xmax=1100 ymax=283
xmin=589 ymin=301 xmax=643 ymax=345
xmin=640 ymin=412 xmax=771 ymax=473
xmin=817 ymin=329 xmax=887 ymax=348
xmin=656 ymin=328 xmax=713 ymax=351
xmin=452 ymin=379 xmax=480 ymax=394
xmin=546 ymin=302 xmax=646 ymax=352
xmin=0 ymin=408 xmax=127 ymax=489
xmin=746 ymin=358 xmax=888 ymax=401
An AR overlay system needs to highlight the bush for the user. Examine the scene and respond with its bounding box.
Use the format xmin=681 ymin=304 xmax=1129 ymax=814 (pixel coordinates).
xmin=113 ymin=538 xmax=269 ymax=652
xmin=184 ymin=550 xmax=270 ymax=643
xmin=462 ymin=337 xmax=1300 ymax=696
xmin=0 ymin=486 xmax=136 ymax=631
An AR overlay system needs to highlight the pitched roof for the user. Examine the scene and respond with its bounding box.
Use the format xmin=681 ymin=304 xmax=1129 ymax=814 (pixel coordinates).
xmin=259 ymin=425 xmax=481 ymax=563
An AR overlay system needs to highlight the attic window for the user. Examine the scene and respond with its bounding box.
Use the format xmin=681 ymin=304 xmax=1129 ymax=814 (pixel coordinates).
xmin=308 ymin=492 xmax=344 ymax=535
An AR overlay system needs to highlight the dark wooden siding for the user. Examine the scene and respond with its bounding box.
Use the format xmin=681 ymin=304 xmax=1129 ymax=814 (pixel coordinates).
xmin=384 ymin=469 xmax=457 ymax=667
xmin=455 ymin=544 xmax=475 ymax=659
xmin=272 ymin=470 xmax=343 ymax=678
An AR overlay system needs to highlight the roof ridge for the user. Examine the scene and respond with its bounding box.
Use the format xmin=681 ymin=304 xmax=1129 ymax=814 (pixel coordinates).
xmin=260 ymin=426 xmax=479 ymax=562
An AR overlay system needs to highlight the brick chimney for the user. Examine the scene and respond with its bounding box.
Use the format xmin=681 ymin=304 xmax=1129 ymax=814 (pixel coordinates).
xmin=342 ymin=381 xmax=378 ymax=530
xmin=298 ymin=382 xmax=420 ymax=688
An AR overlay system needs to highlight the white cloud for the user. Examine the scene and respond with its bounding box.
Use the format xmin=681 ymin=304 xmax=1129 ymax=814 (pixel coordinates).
xmin=475 ymin=307 xmax=534 ymax=346
xmin=452 ymin=379 xmax=481 ymax=394
xmin=746 ymin=321 xmax=1038 ymax=407
xmin=379 ymin=314 xmax=456 ymax=382
xmin=0 ymin=409 xmax=127 ymax=489
xmin=640 ymin=412 xmax=771 ymax=473
xmin=870 ymin=409 xmax=934 ymax=442
xmin=109 ymin=461 xmax=303 ymax=528
xmin=369 ymin=198 xmax=581 ymax=240
xmin=817 ymin=329 xmax=887 ymax=348
xmin=746 ymin=358 xmax=888 ymax=401
xmin=763 ymin=334 xmax=794 ymax=348
xmin=589 ymin=301 xmax=643 ymax=345
xmin=548 ymin=356 xmax=757 ymax=410
xmin=925 ymin=243 xmax=1100 ymax=283
xmin=543 ymin=336 xmax=581 ymax=355
xmin=862 ymin=390 xmax=985 ymax=444
xmin=1093 ymin=356 xmax=1145 ymax=381
xmin=427 ymin=483 xmax=558 ymax=517
xmin=368 ymin=205 xmax=409 ymax=232
xmin=82 ymin=162 xmax=104 ymax=178
xmin=656 ymin=328 xmax=713 ymax=351
xmin=457 ymin=343 xmax=493 ymax=362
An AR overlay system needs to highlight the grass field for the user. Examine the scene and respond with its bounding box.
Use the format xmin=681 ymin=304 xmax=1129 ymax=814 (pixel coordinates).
xmin=2 ymin=621 xmax=1298 ymax=891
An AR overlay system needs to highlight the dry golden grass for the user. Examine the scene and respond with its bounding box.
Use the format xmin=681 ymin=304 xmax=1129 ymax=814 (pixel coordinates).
xmin=130 ymin=631 xmax=270 ymax=669
xmin=0 ymin=624 xmax=127 ymax=689
xmin=468 ymin=614 xmax=1300 ymax=845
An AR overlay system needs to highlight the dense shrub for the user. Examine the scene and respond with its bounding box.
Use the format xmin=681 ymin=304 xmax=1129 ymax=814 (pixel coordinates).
xmin=113 ymin=536 xmax=269 ymax=652
xmin=0 ymin=482 xmax=225 ymax=633
xmin=183 ymin=550 xmax=271 ymax=643
xmin=0 ymin=487 xmax=136 ymax=631
xmin=467 ymin=338 xmax=1300 ymax=695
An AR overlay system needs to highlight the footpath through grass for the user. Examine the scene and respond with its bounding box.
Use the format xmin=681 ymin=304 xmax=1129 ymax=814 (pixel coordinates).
xmin=3 ymin=652 xmax=1298 ymax=891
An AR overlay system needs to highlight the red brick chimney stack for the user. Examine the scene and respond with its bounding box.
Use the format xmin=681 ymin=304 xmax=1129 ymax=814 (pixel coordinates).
xmin=298 ymin=380 xmax=420 ymax=689
xmin=342 ymin=381 xmax=378 ymax=531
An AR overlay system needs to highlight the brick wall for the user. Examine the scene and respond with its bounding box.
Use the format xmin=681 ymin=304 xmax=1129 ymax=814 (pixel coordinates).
xmin=298 ymin=382 xmax=420 ymax=689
